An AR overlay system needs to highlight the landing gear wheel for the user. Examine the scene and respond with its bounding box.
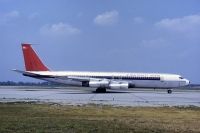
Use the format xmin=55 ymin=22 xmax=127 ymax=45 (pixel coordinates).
xmin=167 ymin=89 xmax=172 ymax=94
xmin=96 ymin=88 xmax=106 ymax=93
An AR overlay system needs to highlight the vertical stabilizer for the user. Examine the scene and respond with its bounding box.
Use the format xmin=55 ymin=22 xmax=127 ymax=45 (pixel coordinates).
xmin=22 ymin=43 xmax=49 ymax=71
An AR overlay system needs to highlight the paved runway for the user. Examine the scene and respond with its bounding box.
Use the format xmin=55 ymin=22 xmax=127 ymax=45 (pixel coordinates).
xmin=0 ymin=86 xmax=200 ymax=107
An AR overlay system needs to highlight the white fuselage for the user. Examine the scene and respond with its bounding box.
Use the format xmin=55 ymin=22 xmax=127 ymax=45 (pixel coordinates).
xmin=16 ymin=44 xmax=190 ymax=93
xmin=25 ymin=71 xmax=190 ymax=90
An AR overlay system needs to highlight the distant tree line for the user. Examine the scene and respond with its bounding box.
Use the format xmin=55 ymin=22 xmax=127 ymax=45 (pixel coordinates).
xmin=0 ymin=81 xmax=62 ymax=86
xmin=1 ymin=81 xmax=199 ymax=88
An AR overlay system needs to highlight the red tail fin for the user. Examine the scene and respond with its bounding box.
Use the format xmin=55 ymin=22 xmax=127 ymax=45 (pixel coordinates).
xmin=22 ymin=43 xmax=49 ymax=71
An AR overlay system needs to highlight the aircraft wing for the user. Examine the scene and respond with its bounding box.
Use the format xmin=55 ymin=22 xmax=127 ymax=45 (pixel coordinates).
xmin=67 ymin=76 xmax=108 ymax=82
xmin=13 ymin=69 xmax=106 ymax=82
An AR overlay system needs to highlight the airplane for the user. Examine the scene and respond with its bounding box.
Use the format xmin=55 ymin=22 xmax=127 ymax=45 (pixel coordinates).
xmin=13 ymin=43 xmax=190 ymax=94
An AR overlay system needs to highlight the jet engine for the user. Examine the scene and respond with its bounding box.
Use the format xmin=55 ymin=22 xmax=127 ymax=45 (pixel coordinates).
xmin=109 ymin=82 xmax=129 ymax=90
xmin=89 ymin=80 xmax=109 ymax=88
xmin=82 ymin=80 xmax=109 ymax=88
xmin=82 ymin=80 xmax=135 ymax=90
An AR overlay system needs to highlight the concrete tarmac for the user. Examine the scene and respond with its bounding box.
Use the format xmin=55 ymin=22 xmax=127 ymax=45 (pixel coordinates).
xmin=0 ymin=86 xmax=200 ymax=107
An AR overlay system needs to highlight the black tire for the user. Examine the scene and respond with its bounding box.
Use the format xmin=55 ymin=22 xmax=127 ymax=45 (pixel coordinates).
xmin=167 ymin=89 xmax=172 ymax=94
xmin=96 ymin=88 xmax=106 ymax=93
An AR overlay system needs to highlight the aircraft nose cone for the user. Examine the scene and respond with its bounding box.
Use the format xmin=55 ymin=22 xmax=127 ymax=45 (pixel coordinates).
xmin=185 ymin=79 xmax=190 ymax=85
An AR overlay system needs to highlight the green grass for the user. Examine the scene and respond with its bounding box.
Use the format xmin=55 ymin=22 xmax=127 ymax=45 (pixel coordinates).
xmin=0 ymin=103 xmax=199 ymax=133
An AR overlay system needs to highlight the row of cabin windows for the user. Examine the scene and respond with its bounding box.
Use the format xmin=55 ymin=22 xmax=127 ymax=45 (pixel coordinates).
xmin=68 ymin=75 xmax=160 ymax=80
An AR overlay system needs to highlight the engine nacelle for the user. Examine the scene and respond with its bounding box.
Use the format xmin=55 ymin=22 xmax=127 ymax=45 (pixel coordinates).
xmin=82 ymin=80 xmax=135 ymax=89
xmin=89 ymin=80 xmax=109 ymax=88
xmin=109 ymin=83 xmax=129 ymax=90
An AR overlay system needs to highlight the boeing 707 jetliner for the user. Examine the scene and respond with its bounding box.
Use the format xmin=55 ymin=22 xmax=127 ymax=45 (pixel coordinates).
xmin=14 ymin=43 xmax=190 ymax=93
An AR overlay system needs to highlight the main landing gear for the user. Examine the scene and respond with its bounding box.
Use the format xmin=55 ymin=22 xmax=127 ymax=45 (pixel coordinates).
xmin=96 ymin=87 xmax=107 ymax=93
xmin=167 ymin=89 xmax=172 ymax=94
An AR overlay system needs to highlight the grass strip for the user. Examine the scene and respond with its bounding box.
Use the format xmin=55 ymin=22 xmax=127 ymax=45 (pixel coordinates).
xmin=0 ymin=103 xmax=199 ymax=133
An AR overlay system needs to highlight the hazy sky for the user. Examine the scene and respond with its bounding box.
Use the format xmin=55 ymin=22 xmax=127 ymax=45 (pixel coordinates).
xmin=0 ymin=0 xmax=199 ymax=83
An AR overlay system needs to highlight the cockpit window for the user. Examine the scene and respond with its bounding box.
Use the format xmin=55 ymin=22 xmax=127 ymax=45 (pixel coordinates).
xmin=179 ymin=77 xmax=184 ymax=79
